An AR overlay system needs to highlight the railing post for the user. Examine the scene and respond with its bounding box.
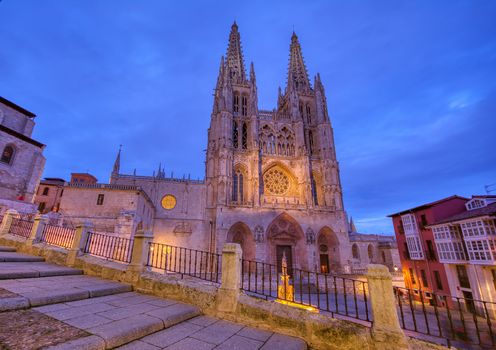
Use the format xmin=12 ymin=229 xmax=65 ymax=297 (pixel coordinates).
xmin=216 ymin=243 xmax=242 ymax=313
xmin=367 ymin=264 xmax=408 ymax=349
xmin=0 ymin=209 xmax=17 ymax=236
xmin=26 ymin=214 xmax=47 ymax=248
xmin=127 ymin=230 xmax=153 ymax=273
xmin=66 ymin=222 xmax=92 ymax=267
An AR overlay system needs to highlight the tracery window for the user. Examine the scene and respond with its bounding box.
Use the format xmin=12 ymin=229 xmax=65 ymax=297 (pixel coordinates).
xmin=241 ymin=95 xmax=248 ymax=116
xmin=0 ymin=145 xmax=15 ymax=165
xmin=263 ymin=168 xmax=290 ymax=195
xmin=311 ymin=177 xmax=318 ymax=205
xmin=242 ymin=122 xmax=247 ymax=149
xmin=233 ymin=92 xmax=240 ymax=113
xmin=308 ymin=130 xmax=314 ymax=155
xmin=232 ymin=169 xmax=244 ymax=203
xmin=232 ymin=121 xmax=238 ymax=148
xmin=259 ymin=125 xmax=295 ymax=157
xmin=306 ymin=104 xmax=312 ymax=124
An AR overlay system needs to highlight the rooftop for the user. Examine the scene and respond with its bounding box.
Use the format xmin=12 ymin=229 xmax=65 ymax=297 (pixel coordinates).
xmin=387 ymin=195 xmax=469 ymax=217
xmin=0 ymin=96 xmax=36 ymax=117
xmin=431 ymin=202 xmax=496 ymax=226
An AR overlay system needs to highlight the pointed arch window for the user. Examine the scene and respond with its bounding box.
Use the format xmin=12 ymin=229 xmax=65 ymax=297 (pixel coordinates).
xmin=306 ymin=104 xmax=312 ymax=124
xmin=299 ymin=102 xmax=304 ymax=118
xmin=233 ymin=92 xmax=240 ymax=113
xmin=242 ymin=122 xmax=248 ymax=149
xmin=233 ymin=121 xmax=239 ymax=148
xmin=308 ymin=130 xmax=314 ymax=155
xmin=352 ymin=244 xmax=360 ymax=260
xmin=232 ymin=169 xmax=244 ymax=203
xmin=241 ymin=95 xmax=248 ymax=116
xmin=1 ymin=145 xmax=15 ymax=165
xmin=368 ymin=244 xmax=374 ymax=261
xmin=311 ymin=177 xmax=318 ymax=206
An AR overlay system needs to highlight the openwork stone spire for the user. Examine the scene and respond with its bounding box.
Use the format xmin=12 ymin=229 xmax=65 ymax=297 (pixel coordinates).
xmin=226 ymin=21 xmax=246 ymax=84
xmin=287 ymin=32 xmax=311 ymax=93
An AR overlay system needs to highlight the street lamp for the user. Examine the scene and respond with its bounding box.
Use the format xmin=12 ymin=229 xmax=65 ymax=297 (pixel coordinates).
xmin=393 ymin=265 xmax=399 ymax=272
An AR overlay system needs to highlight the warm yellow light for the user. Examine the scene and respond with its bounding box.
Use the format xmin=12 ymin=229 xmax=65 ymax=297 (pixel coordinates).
xmin=276 ymin=299 xmax=319 ymax=313
xmin=162 ymin=246 xmax=172 ymax=255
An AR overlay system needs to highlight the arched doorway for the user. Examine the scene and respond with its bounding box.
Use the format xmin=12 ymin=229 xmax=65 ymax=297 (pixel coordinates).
xmin=266 ymin=213 xmax=307 ymax=273
xmin=317 ymin=227 xmax=341 ymax=273
xmin=226 ymin=222 xmax=255 ymax=261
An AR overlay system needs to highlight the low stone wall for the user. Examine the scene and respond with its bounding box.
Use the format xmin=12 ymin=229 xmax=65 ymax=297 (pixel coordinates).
xmin=0 ymin=235 xmax=449 ymax=350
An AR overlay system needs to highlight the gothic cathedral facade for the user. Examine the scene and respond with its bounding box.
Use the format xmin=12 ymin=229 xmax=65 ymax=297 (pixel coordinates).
xmin=111 ymin=23 xmax=351 ymax=273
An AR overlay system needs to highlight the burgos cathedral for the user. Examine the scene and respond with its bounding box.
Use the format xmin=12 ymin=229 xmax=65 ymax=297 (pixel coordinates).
xmin=107 ymin=23 xmax=352 ymax=274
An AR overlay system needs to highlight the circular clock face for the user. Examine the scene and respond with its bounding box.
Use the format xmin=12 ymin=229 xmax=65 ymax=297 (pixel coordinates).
xmin=161 ymin=195 xmax=176 ymax=210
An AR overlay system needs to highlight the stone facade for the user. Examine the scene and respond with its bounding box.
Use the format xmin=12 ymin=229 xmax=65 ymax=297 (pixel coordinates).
xmin=58 ymin=183 xmax=155 ymax=237
xmin=107 ymin=24 xmax=350 ymax=273
xmin=33 ymin=177 xmax=65 ymax=213
xmin=0 ymin=96 xmax=45 ymax=213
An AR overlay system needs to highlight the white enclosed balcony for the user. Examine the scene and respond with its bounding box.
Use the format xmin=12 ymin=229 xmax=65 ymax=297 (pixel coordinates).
xmin=460 ymin=219 xmax=496 ymax=265
xmin=401 ymin=214 xmax=424 ymax=260
xmin=432 ymin=225 xmax=467 ymax=263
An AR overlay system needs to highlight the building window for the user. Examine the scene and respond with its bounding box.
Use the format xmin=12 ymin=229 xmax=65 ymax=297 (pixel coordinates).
xmin=421 ymin=214 xmax=428 ymax=227
xmin=403 ymin=242 xmax=410 ymax=260
xmin=97 ymin=194 xmax=105 ymax=206
xmin=308 ymin=130 xmax=314 ymax=155
xmin=491 ymin=269 xmax=496 ymax=291
xmin=306 ymin=104 xmax=312 ymax=124
xmin=456 ymin=265 xmax=471 ymax=289
xmin=232 ymin=121 xmax=238 ymax=148
xmin=241 ymin=122 xmax=247 ymax=149
xmin=42 ymin=187 xmax=49 ymax=196
xmin=397 ymin=221 xmax=405 ymax=235
xmin=382 ymin=251 xmax=386 ymax=263
xmin=434 ymin=270 xmax=443 ymax=290
xmin=311 ymin=177 xmax=318 ymax=206
xmin=241 ymin=95 xmax=247 ymax=116
xmin=352 ymin=244 xmax=360 ymax=260
xmin=232 ymin=170 xmax=244 ymax=203
xmin=1 ymin=145 xmax=15 ymax=164
xmin=367 ymin=244 xmax=373 ymax=261
xmin=426 ymin=240 xmax=437 ymax=261
xmin=233 ymin=93 xmax=239 ymax=113
xmin=38 ymin=202 xmax=46 ymax=212
xmin=409 ymin=268 xmax=416 ymax=285
xmin=420 ymin=269 xmax=428 ymax=288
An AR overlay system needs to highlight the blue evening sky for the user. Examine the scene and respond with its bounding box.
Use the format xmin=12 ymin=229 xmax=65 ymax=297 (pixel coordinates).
xmin=1 ymin=1 xmax=494 ymax=234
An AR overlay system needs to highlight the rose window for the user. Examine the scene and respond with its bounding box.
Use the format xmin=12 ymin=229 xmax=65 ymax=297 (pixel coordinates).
xmin=264 ymin=168 xmax=290 ymax=195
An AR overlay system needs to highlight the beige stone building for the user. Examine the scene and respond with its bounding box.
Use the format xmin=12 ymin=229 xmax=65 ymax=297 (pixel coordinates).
xmin=0 ymin=96 xmax=45 ymax=215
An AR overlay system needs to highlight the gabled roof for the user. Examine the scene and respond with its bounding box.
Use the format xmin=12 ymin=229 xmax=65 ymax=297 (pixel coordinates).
xmin=387 ymin=195 xmax=469 ymax=217
xmin=0 ymin=96 xmax=36 ymax=118
xmin=431 ymin=202 xmax=496 ymax=226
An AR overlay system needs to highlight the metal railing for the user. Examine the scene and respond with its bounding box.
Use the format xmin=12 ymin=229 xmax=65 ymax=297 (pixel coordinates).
xmin=9 ymin=217 xmax=34 ymax=238
xmin=240 ymin=259 xmax=371 ymax=323
xmin=146 ymin=243 xmax=221 ymax=284
xmin=40 ymin=224 xmax=75 ymax=249
xmin=394 ymin=287 xmax=496 ymax=348
xmin=83 ymin=232 xmax=133 ymax=263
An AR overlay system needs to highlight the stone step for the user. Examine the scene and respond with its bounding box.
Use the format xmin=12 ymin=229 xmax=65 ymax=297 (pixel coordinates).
xmin=0 ymin=275 xmax=132 ymax=311
xmin=0 ymin=262 xmax=83 ymax=280
xmin=0 ymin=246 xmax=16 ymax=252
xmin=0 ymin=251 xmax=45 ymax=262
xmin=38 ymin=292 xmax=201 ymax=349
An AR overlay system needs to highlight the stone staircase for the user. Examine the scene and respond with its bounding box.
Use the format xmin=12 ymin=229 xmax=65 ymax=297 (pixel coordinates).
xmin=0 ymin=246 xmax=306 ymax=350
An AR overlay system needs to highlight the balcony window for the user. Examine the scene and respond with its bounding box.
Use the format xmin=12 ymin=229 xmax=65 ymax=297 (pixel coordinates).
xmin=456 ymin=265 xmax=471 ymax=289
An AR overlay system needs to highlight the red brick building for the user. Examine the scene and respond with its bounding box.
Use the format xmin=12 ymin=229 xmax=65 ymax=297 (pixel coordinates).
xmin=70 ymin=173 xmax=97 ymax=184
xmin=389 ymin=195 xmax=468 ymax=306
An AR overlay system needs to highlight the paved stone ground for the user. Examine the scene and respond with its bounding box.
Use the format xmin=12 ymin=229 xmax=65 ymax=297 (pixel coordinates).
xmin=117 ymin=315 xmax=305 ymax=350
xmin=0 ymin=261 xmax=83 ymax=279
xmin=0 ymin=248 xmax=307 ymax=350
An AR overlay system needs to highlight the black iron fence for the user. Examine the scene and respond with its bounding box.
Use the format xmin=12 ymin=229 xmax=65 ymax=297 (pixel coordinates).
xmin=394 ymin=287 xmax=496 ymax=348
xmin=146 ymin=242 xmax=221 ymax=284
xmin=40 ymin=224 xmax=75 ymax=249
xmin=240 ymin=259 xmax=371 ymax=323
xmin=83 ymin=232 xmax=133 ymax=263
xmin=9 ymin=217 xmax=34 ymax=238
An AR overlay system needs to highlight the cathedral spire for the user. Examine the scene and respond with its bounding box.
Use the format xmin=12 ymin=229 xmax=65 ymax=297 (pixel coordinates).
xmin=287 ymin=32 xmax=311 ymax=93
xmin=112 ymin=145 xmax=121 ymax=175
xmin=226 ymin=21 xmax=246 ymax=84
